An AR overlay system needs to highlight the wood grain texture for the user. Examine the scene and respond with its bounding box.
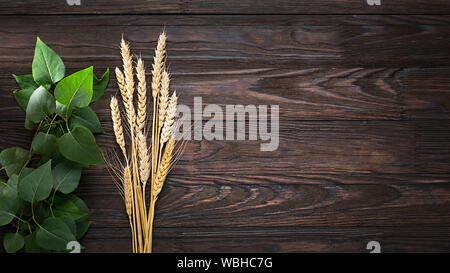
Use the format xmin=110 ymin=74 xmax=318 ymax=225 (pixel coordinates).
xmin=0 ymin=0 xmax=449 ymax=15
xmin=1 ymin=118 xmax=450 ymax=175
xmin=0 ymin=11 xmax=449 ymax=252
xmin=0 ymin=16 xmax=450 ymax=121
xmin=3 ymin=66 xmax=450 ymax=120
xmin=1 ymin=15 xmax=449 ymax=68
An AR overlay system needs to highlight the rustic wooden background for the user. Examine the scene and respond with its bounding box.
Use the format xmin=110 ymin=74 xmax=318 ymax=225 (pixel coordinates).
xmin=0 ymin=1 xmax=449 ymax=253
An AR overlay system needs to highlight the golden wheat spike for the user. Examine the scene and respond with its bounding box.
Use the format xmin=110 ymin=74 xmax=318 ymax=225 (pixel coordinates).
xmin=110 ymin=96 xmax=127 ymax=158
xmin=121 ymin=38 xmax=135 ymax=98
xmin=136 ymin=58 xmax=147 ymax=133
xmin=120 ymin=39 xmax=137 ymax=131
xmin=115 ymin=67 xmax=127 ymax=104
xmin=123 ymin=165 xmax=133 ymax=218
xmin=115 ymin=67 xmax=136 ymax=131
xmin=160 ymin=91 xmax=177 ymax=144
xmin=153 ymin=137 xmax=175 ymax=197
xmin=137 ymin=131 xmax=150 ymax=187
xmin=151 ymin=32 xmax=166 ymax=99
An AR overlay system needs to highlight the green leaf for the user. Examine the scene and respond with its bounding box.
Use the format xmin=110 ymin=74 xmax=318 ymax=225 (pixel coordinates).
xmin=39 ymin=149 xmax=65 ymax=167
xmin=69 ymin=106 xmax=103 ymax=134
xmin=52 ymin=160 xmax=81 ymax=194
xmin=34 ymin=202 xmax=50 ymax=224
xmin=19 ymin=203 xmax=32 ymax=218
xmin=52 ymin=194 xmax=87 ymax=221
xmin=32 ymin=37 xmax=65 ymax=84
xmin=25 ymin=86 xmax=56 ymax=124
xmin=0 ymin=200 xmax=18 ymax=226
xmin=0 ymin=147 xmax=28 ymax=177
xmin=6 ymin=175 xmax=19 ymax=192
xmin=92 ymin=68 xmax=109 ymax=103
xmin=55 ymin=101 xmax=71 ymax=119
xmin=6 ymin=175 xmax=28 ymax=218
xmin=59 ymin=216 xmax=76 ymax=236
xmin=0 ymin=179 xmax=20 ymax=226
xmin=25 ymin=118 xmax=36 ymax=131
xmin=36 ymin=217 xmax=76 ymax=251
xmin=19 ymin=168 xmax=34 ymax=181
xmin=32 ymin=132 xmax=58 ymax=155
xmin=54 ymin=67 xmax=93 ymax=109
xmin=3 ymin=233 xmax=25 ymax=253
xmin=67 ymin=194 xmax=89 ymax=216
xmin=13 ymin=74 xmax=38 ymax=90
xmin=18 ymin=160 xmax=53 ymax=203
xmin=58 ymin=126 xmax=102 ymax=166
xmin=75 ymin=219 xmax=91 ymax=240
xmin=13 ymin=87 xmax=36 ymax=111
xmin=67 ymin=194 xmax=90 ymax=239
xmin=24 ymin=232 xmax=46 ymax=253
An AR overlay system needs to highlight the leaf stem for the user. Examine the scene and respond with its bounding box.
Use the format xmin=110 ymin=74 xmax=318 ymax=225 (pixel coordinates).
xmin=18 ymin=121 xmax=43 ymax=176
xmin=43 ymin=114 xmax=60 ymax=133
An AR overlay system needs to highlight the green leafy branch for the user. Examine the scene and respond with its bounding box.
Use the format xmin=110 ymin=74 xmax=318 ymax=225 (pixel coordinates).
xmin=0 ymin=37 xmax=109 ymax=253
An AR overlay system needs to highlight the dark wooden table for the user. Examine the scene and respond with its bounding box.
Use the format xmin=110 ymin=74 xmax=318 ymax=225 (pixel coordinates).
xmin=0 ymin=1 xmax=449 ymax=253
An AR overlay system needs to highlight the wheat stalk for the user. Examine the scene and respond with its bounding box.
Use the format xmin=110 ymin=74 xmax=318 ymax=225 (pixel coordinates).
xmin=150 ymin=32 xmax=167 ymax=200
xmin=107 ymin=32 xmax=180 ymax=253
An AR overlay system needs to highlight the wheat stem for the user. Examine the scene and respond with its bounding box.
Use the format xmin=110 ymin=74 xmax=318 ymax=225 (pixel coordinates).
xmin=109 ymin=32 xmax=179 ymax=253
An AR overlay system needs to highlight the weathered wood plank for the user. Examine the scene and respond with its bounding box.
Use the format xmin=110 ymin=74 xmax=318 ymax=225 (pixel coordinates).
xmin=2 ymin=67 xmax=450 ymax=120
xmin=2 ymin=15 xmax=449 ymax=26
xmin=74 ymin=177 xmax=450 ymax=252
xmin=2 ymin=176 xmax=449 ymax=253
xmin=74 ymin=178 xmax=450 ymax=227
xmin=77 ymin=226 xmax=450 ymax=253
xmin=1 ymin=117 xmax=449 ymax=174
xmin=0 ymin=16 xmax=449 ymax=68
xmin=0 ymin=1 xmax=449 ymax=15
xmin=0 ymin=12 xmax=449 ymax=253
xmin=0 ymin=16 xmax=449 ymax=120
xmin=70 ymin=170 xmax=450 ymax=252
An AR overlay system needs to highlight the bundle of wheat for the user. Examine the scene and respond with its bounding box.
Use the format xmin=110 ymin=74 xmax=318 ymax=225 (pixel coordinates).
xmin=107 ymin=32 xmax=181 ymax=253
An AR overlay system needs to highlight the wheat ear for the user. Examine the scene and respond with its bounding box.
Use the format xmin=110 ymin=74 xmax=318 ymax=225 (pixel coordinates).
xmin=115 ymin=67 xmax=127 ymax=102
xmin=158 ymin=70 xmax=169 ymax=130
xmin=136 ymin=58 xmax=147 ymax=133
xmin=121 ymin=38 xmax=135 ymax=97
xmin=160 ymin=91 xmax=177 ymax=145
xmin=151 ymin=32 xmax=166 ymax=99
xmin=137 ymin=131 xmax=151 ymax=187
xmin=153 ymin=137 xmax=175 ymax=198
xmin=115 ymin=67 xmax=136 ymax=130
xmin=150 ymin=31 xmax=166 ymax=210
xmin=120 ymin=39 xmax=136 ymax=131
xmin=110 ymin=96 xmax=127 ymax=158
xmin=123 ymin=165 xmax=133 ymax=218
